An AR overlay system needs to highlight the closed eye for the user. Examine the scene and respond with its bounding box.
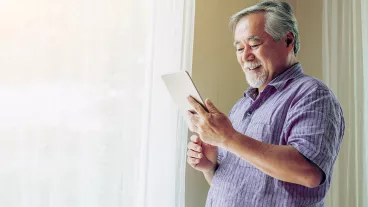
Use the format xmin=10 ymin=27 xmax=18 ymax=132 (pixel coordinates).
xmin=237 ymin=48 xmax=244 ymax=52
xmin=250 ymin=43 xmax=262 ymax=49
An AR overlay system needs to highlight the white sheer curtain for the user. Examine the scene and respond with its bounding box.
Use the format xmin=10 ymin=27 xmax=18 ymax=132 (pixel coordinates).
xmin=0 ymin=0 xmax=194 ymax=206
xmin=322 ymin=0 xmax=368 ymax=206
xmin=363 ymin=0 xmax=368 ymax=205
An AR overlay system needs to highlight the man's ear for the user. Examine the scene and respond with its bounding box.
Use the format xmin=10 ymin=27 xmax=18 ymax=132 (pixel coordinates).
xmin=286 ymin=38 xmax=292 ymax=47
xmin=284 ymin=32 xmax=295 ymax=49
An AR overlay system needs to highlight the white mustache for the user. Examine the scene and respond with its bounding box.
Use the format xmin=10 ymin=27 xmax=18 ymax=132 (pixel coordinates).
xmin=243 ymin=61 xmax=262 ymax=69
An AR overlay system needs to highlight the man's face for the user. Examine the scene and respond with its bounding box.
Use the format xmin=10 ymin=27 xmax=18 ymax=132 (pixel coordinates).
xmin=234 ymin=12 xmax=291 ymax=90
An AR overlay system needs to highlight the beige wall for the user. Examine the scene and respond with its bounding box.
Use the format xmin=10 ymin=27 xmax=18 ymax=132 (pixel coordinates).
xmin=293 ymin=0 xmax=323 ymax=79
xmin=185 ymin=1 xmax=323 ymax=206
xmin=185 ymin=1 xmax=257 ymax=207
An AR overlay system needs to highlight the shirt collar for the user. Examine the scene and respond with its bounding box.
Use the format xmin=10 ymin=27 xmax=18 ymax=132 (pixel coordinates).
xmin=243 ymin=62 xmax=303 ymax=98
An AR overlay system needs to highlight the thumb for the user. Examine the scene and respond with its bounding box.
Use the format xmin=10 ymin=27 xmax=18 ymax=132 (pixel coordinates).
xmin=202 ymin=141 xmax=216 ymax=149
xmin=205 ymin=98 xmax=219 ymax=113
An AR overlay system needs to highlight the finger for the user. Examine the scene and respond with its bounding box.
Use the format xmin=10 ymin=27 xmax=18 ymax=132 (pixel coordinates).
xmin=187 ymin=111 xmax=200 ymax=125
xmin=186 ymin=113 xmax=198 ymax=132
xmin=187 ymin=96 xmax=207 ymax=116
xmin=187 ymin=123 xmax=198 ymax=132
xmin=190 ymin=134 xmax=200 ymax=143
xmin=187 ymin=149 xmax=203 ymax=158
xmin=187 ymin=142 xmax=202 ymax=152
xmin=188 ymin=109 xmax=197 ymax=115
xmin=205 ymin=98 xmax=220 ymax=113
xmin=187 ymin=157 xmax=200 ymax=166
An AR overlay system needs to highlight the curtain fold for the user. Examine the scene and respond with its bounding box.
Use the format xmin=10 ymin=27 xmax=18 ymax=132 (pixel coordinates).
xmin=362 ymin=0 xmax=368 ymax=205
xmin=322 ymin=0 xmax=367 ymax=206
xmin=139 ymin=0 xmax=195 ymax=206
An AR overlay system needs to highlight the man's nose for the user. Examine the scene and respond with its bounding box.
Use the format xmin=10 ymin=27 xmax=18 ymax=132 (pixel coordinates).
xmin=242 ymin=47 xmax=254 ymax=62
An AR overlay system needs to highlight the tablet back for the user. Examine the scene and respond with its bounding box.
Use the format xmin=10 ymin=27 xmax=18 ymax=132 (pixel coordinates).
xmin=161 ymin=71 xmax=206 ymax=112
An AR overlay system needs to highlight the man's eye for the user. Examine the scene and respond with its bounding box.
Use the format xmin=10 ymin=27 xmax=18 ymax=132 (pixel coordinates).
xmin=237 ymin=48 xmax=244 ymax=52
xmin=250 ymin=44 xmax=261 ymax=48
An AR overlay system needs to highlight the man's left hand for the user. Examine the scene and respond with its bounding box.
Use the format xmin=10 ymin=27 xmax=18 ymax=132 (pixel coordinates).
xmin=186 ymin=96 xmax=237 ymax=147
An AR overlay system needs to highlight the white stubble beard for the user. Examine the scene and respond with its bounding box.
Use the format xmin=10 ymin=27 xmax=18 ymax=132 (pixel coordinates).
xmin=243 ymin=62 xmax=268 ymax=88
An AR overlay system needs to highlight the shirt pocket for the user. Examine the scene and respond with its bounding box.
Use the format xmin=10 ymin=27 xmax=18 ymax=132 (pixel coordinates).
xmin=245 ymin=122 xmax=273 ymax=143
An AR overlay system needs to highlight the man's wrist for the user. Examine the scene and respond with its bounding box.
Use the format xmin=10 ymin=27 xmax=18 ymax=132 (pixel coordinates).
xmin=220 ymin=130 xmax=243 ymax=151
xmin=203 ymin=160 xmax=219 ymax=174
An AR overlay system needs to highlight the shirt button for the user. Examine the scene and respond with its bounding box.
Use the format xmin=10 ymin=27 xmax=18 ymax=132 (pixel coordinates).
xmin=246 ymin=111 xmax=252 ymax=116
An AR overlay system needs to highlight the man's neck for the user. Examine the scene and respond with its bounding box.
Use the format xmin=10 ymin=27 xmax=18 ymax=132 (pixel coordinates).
xmin=256 ymin=60 xmax=298 ymax=98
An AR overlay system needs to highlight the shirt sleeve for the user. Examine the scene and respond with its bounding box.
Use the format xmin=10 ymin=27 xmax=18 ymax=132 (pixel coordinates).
xmin=284 ymin=88 xmax=345 ymax=185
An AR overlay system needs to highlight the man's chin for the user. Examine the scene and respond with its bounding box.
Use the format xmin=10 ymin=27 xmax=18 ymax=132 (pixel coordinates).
xmin=245 ymin=76 xmax=267 ymax=88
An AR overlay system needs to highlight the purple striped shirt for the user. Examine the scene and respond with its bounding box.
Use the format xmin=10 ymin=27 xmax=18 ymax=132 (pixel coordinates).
xmin=206 ymin=63 xmax=345 ymax=207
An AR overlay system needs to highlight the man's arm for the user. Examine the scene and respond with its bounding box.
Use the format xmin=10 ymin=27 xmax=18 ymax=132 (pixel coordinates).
xmin=187 ymin=134 xmax=220 ymax=185
xmin=202 ymin=161 xmax=219 ymax=185
xmin=222 ymin=132 xmax=323 ymax=188
xmin=186 ymin=91 xmax=342 ymax=189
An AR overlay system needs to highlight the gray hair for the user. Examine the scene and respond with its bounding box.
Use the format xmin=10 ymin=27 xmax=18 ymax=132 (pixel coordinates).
xmin=229 ymin=1 xmax=300 ymax=56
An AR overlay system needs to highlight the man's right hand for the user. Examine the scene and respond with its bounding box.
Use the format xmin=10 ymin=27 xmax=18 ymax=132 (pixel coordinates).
xmin=187 ymin=134 xmax=218 ymax=173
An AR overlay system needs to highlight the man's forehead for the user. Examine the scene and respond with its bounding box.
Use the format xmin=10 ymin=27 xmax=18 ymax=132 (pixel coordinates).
xmin=233 ymin=14 xmax=265 ymax=45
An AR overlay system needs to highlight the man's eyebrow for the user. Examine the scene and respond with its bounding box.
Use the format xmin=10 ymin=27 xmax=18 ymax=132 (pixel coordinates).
xmin=233 ymin=35 xmax=262 ymax=47
xmin=233 ymin=40 xmax=240 ymax=47
xmin=247 ymin=35 xmax=261 ymax=41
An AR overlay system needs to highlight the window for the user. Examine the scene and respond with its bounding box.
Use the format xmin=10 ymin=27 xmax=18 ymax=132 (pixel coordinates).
xmin=0 ymin=0 xmax=194 ymax=206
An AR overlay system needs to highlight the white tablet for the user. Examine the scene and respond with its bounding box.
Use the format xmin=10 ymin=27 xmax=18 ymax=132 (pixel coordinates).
xmin=161 ymin=71 xmax=207 ymax=113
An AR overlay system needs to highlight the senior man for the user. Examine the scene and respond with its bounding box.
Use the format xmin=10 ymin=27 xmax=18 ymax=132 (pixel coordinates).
xmin=186 ymin=1 xmax=345 ymax=207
